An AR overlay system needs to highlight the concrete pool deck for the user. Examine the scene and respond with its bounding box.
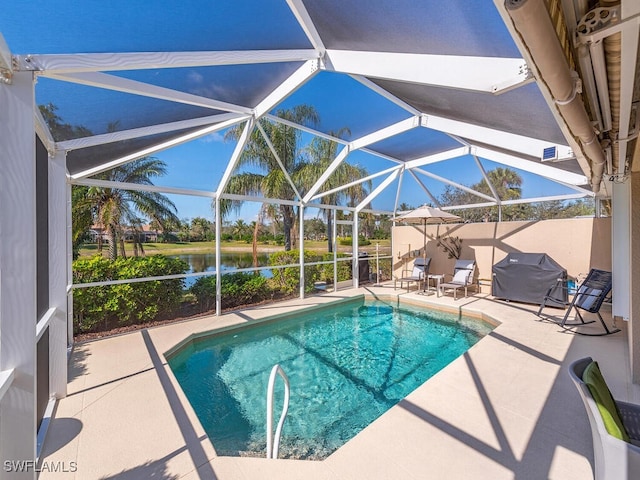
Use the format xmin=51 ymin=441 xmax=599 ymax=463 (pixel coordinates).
xmin=40 ymin=285 xmax=640 ymax=479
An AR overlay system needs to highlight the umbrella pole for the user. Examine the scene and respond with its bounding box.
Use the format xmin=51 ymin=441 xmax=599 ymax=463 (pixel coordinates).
xmin=422 ymin=218 xmax=427 ymax=292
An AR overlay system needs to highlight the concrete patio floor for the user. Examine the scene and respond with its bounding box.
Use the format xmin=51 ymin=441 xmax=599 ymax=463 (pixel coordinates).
xmin=39 ymin=285 xmax=640 ymax=479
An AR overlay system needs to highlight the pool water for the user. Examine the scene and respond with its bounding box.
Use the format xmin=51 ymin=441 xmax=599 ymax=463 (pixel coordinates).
xmin=168 ymin=299 xmax=493 ymax=460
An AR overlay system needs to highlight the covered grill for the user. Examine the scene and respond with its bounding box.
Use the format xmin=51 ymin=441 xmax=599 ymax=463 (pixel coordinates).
xmin=492 ymin=253 xmax=567 ymax=307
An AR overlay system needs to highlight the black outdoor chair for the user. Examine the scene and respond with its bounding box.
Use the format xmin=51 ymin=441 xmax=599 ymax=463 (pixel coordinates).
xmin=538 ymin=268 xmax=620 ymax=336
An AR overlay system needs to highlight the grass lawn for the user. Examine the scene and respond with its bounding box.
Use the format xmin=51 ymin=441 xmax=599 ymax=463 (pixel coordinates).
xmin=79 ymin=239 xmax=392 ymax=257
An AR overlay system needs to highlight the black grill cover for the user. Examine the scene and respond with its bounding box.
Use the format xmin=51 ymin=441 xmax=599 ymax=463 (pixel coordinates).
xmin=492 ymin=253 xmax=567 ymax=306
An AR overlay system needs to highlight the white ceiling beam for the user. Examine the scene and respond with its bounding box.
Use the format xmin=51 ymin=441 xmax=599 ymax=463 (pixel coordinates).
xmin=355 ymin=169 xmax=400 ymax=213
xmin=254 ymin=59 xmax=319 ymax=118
xmin=472 ymin=155 xmax=501 ymax=204
xmin=471 ymin=146 xmax=589 ymax=185
xmin=71 ymin=178 xmax=217 ymax=198
xmin=34 ymin=106 xmax=56 ymax=153
xmin=264 ymin=113 xmax=349 ymax=144
xmin=441 ymin=192 xmax=590 ymax=211
xmin=46 ymin=71 xmax=252 ymax=114
xmin=349 ymin=75 xmax=422 ymax=115
xmin=221 ymin=192 xmax=299 ymax=207
xmin=403 ymin=146 xmax=470 ymax=170
xmin=70 ymin=116 xmax=246 ymax=179
xmin=407 ymin=170 xmax=441 ymax=207
xmin=310 ymin=165 xmax=402 ymax=201
xmin=350 ymin=116 xmax=419 ymax=151
xmin=285 ymin=0 xmax=326 ymax=54
xmin=16 ymin=49 xmax=319 ymax=74
xmin=325 ymin=50 xmax=531 ymax=93
xmin=360 ymin=148 xmax=404 ymax=165
xmin=393 ymin=167 xmax=405 ymax=215
xmin=303 ymin=146 xmax=350 ymax=202
xmin=58 ymin=113 xmax=246 ymax=151
xmin=218 ymin=119 xmax=254 ymax=194
xmin=413 ymin=167 xmax=496 ymax=203
xmin=420 ymin=114 xmax=572 ymax=160
xmin=256 ymin=122 xmax=302 ymax=200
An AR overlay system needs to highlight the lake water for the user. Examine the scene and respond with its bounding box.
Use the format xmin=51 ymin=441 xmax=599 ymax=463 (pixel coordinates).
xmin=172 ymin=252 xmax=272 ymax=286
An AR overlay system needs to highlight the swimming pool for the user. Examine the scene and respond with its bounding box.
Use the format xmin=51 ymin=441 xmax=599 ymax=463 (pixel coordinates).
xmin=168 ymin=299 xmax=494 ymax=460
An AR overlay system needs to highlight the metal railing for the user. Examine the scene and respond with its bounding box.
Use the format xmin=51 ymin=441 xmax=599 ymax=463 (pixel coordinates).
xmin=266 ymin=364 xmax=290 ymax=459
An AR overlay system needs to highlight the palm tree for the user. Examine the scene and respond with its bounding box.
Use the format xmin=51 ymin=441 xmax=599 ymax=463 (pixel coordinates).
xmin=221 ymin=105 xmax=320 ymax=251
xmin=87 ymin=157 xmax=180 ymax=260
xmin=299 ymin=130 xmax=371 ymax=252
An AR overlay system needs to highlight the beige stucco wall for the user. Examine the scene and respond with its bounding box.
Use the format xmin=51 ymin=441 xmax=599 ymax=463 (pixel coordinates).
xmin=392 ymin=217 xmax=611 ymax=293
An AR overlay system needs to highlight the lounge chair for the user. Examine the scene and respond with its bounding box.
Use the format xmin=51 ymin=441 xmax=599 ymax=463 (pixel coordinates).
xmin=439 ymin=259 xmax=476 ymax=300
xmin=538 ymin=268 xmax=619 ymax=336
xmin=396 ymin=257 xmax=430 ymax=291
xmin=569 ymin=357 xmax=640 ymax=479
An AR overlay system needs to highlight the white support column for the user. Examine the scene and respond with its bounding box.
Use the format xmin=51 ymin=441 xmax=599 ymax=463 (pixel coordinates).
xmin=352 ymin=214 xmax=360 ymax=288
xmin=612 ymin=180 xmax=631 ymax=321
xmin=0 ymin=71 xmax=37 ymax=479
xmin=299 ymin=206 xmax=305 ymax=299
xmin=66 ymin=176 xmax=73 ymax=345
xmin=48 ymin=150 xmax=68 ymax=398
xmin=215 ymin=196 xmax=222 ymax=317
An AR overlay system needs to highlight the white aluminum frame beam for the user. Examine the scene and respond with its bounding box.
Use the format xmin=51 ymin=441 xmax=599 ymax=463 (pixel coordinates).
xmin=70 ymin=116 xmax=248 ymax=179
xmin=285 ymin=0 xmax=326 ymax=54
xmin=46 ymin=71 xmax=252 ymax=114
xmin=471 ymin=146 xmax=589 ymax=185
xmin=217 ymin=119 xmax=254 ymax=194
xmin=254 ymin=59 xmax=320 ymax=118
xmin=350 ymin=117 xmax=419 ymax=151
xmin=221 ymin=193 xmax=300 ymax=208
xmin=256 ymin=122 xmax=302 ymax=200
xmin=403 ymin=146 xmax=470 ymax=170
xmin=71 ymin=178 xmax=218 ymax=199
xmin=264 ymin=113 xmax=349 ymax=145
xmin=420 ymin=114 xmax=572 ymax=160
xmin=325 ymin=50 xmax=531 ymax=94
xmin=407 ymin=170 xmax=442 ymax=207
xmin=58 ymin=113 xmax=243 ymax=152
xmin=48 ymin=150 xmax=69 ymax=398
xmin=310 ymin=165 xmax=402 ymax=202
xmin=413 ymin=167 xmax=496 ymax=203
xmin=355 ymin=169 xmax=400 ymax=213
xmin=472 ymin=155 xmax=501 ymax=205
xmin=0 ymin=70 xmax=37 ymax=479
xmin=34 ymin=107 xmax=55 ymax=154
xmin=16 ymin=49 xmax=319 ymax=74
xmin=303 ymin=146 xmax=350 ymax=202
xmin=439 ymin=191 xmax=589 ymax=210
xmin=350 ymin=75 xmax=421 ymax=115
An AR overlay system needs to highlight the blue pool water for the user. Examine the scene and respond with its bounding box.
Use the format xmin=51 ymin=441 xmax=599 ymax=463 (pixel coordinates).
xmin=168 ymin=299 xmax=493 ymax=460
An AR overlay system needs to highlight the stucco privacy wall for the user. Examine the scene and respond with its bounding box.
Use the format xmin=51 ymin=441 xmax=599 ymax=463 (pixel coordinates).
xmin=392 ymin=217 xmax=612 ymax=292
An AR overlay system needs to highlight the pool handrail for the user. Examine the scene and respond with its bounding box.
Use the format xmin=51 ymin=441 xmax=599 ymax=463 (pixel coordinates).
xmin=266 ymin=364 xmax=290 ymax=459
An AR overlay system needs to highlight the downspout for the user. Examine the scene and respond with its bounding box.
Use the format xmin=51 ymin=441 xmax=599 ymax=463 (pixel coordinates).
xmin=505 ymin=0 xmax=606 ymax=192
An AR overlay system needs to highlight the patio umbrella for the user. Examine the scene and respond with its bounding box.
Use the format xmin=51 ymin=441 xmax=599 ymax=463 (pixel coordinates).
xmin=395 ymin=206 xmax=461 ymax=288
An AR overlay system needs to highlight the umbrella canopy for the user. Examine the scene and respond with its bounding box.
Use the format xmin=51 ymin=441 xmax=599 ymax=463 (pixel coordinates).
xmin=395 ymin=205 xmax=461 ymax=224
xmin=395 ymin=206 xmax=461 ymax=291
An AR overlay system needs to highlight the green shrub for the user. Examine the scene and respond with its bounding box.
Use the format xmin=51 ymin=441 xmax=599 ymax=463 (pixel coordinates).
xmin=269 ymin=250 xmax=322 ymax=294
xmin=320 ymin=252 xmax=352 ymax=283
xmin=338 ymin=236 xmax=371 ymax=246
xmin=190 ymin=272 xmax=273 ymax=311
xmin=72 ymin=255 xmax=188 ymax=334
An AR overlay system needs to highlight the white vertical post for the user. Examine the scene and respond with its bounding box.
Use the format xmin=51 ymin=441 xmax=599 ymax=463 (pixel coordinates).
xmin=298 ymin=206 xmax=305 ymax=299
xmin=352 ymin=214 xmax=359 ymax=288
xmin=66 ymin=173 xmax=73 ymax=345
xmin=0 ymin=71 xmax=37 ymax=479
xmin=215 ymin=196 xmax=221 ymax=316
xmin=49 ymin=150 xmax=68 ymax=397
xmin=332 ymin=216 xmax=338 ymax=290
xmin=612 ymin=180 xmax=631 ymax=321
